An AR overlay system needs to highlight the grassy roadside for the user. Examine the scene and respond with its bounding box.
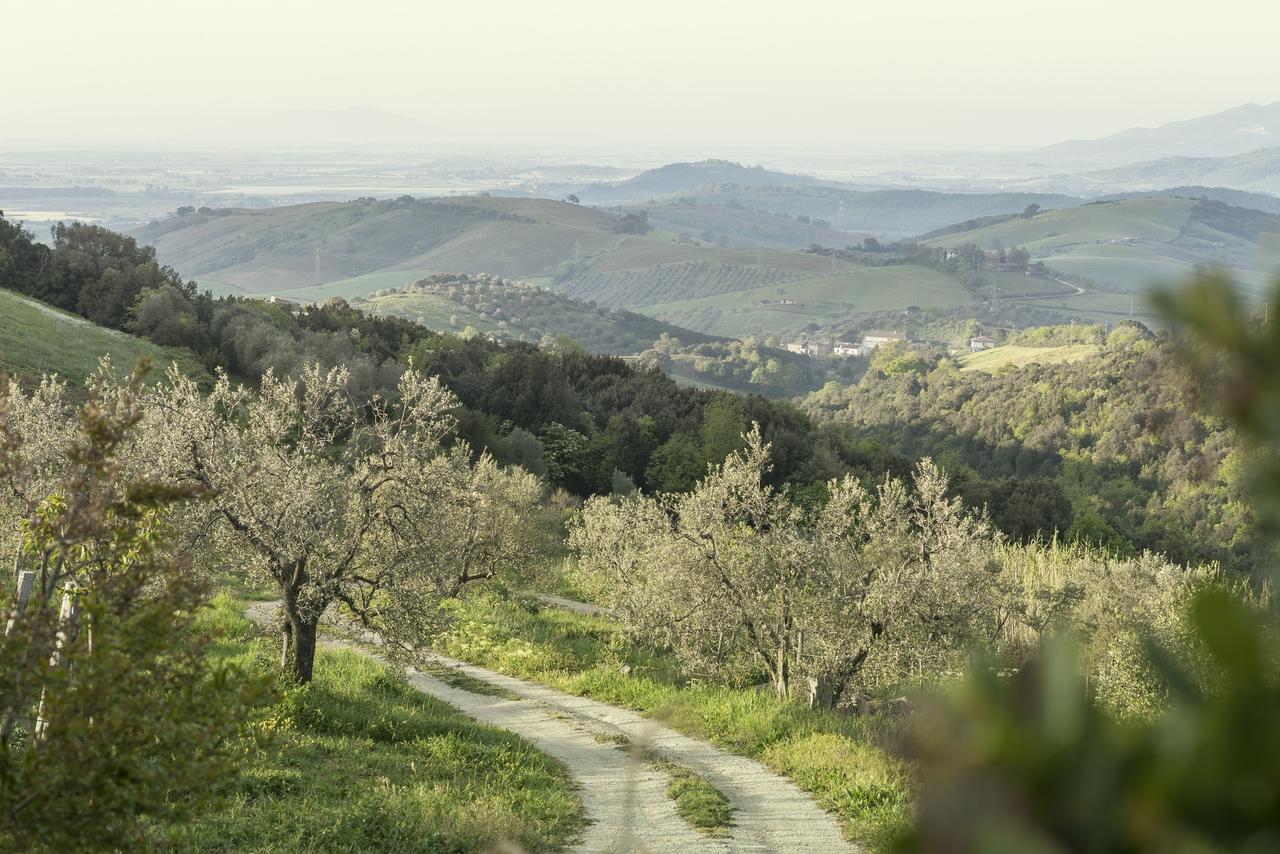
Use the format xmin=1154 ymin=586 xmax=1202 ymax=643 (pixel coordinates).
xmin=439 ymin=591 xmax=912 ymax=850
xmin=162 ymin=594 xmax=584 ymax=852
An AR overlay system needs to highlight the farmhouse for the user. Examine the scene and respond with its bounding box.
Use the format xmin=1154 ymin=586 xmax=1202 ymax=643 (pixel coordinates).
xmin=969 ymin=335 xmax=997 ymax=352
xmin=786 ymin=339 xmax=835 ymax=357
xmin=862 ymin=330 xmax=906 ymax=349
xmin=832 ymin=341 xmax=863 ymax=357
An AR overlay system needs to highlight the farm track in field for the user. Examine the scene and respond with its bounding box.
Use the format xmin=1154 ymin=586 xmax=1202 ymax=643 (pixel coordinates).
xmin=246 ymin=600 xmax=855 ymax=853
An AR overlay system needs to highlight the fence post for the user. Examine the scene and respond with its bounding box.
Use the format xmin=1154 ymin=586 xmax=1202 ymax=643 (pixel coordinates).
xmin=4 ymin=569 xmax=35 ymax=637
xmin=33 ymin=582 xmax=81 ymax=741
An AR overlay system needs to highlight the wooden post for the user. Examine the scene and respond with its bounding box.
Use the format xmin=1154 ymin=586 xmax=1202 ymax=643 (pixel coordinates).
xmin=280 ymin=619 xmax=292 ymax=670
xmin=807 ymin=673 xmax=833 ymax=709
xmin=4 ymin=570 xmax=35 ymax=638
xmin=33 ymin=582 xmax=81 ymax=741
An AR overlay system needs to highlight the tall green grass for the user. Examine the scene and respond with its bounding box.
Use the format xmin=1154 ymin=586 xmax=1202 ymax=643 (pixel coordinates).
xmin=0 ymin=288 xmax=209 ymax=388
xmin=441 ymin=593 xmax=912 ymax=850
xmin=164 ymin=594 xmax=584 ymax=852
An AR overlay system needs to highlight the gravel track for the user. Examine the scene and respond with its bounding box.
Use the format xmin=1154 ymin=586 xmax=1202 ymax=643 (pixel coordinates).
xmin=246 ymin=601 xmax=854 ymax=853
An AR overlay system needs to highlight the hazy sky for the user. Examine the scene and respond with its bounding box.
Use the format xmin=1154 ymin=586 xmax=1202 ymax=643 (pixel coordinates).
xmin=6 ymin=0 xmax=1279 ymax=150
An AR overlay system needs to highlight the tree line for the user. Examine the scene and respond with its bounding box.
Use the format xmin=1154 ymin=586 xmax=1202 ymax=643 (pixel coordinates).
xmin=800 ymin=325 xmax=1265 ymax=576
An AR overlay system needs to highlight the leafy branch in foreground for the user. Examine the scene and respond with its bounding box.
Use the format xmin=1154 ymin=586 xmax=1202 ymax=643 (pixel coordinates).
xmin=0 ymin=369 xmax=268 ymax=851
xmin=903 ymin=591 xmax=1279 ymax=852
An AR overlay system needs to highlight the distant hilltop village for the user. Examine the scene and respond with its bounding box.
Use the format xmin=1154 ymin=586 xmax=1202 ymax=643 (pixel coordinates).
xmin=784 ymin=329 xmax=908 ymax=359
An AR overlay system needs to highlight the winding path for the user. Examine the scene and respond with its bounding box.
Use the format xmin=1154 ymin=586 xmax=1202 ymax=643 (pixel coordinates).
xmin=535 ymin=593 xmax=612 ymax=617
xmin=246 ymin=601 xmax=854 ymax=854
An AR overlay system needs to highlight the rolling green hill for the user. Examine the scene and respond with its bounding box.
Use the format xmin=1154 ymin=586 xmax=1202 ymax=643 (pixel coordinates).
xmin=931 ymin=197 xmax=1194 ymax=250
xmin=579 ymin=159 xmax=821 ymax=203
xmin=579 ymin=162 xmax=1080 ymax=238
xmin=926 ymin=197 xmax=1280 ymax=298
xmin=134 ymin=195 xmax=847 ymax=308
xmin=665 ymin=185 xmax=1083 ymax=238
xmin=621 ymin=200 xmax=867 ymax=249
xmin=133 ymin=196 xmax=986 ymax=338
xmin=0 ymin=288 xmax=208 ymax=386
xmin=353 ymin=273 xmax=722 ymax=354
xmin=557 ymin=243 xmax=854 ymax=309
xmin=140 ymin=193 xmax=1254 ymax=342
xmin=1094 ymin=186 xmax=1280 ymax=216
xmin=642 ymin=264 xmax=971 ymax=337
xmin=133 ymin=196 xmax=626 ymax=294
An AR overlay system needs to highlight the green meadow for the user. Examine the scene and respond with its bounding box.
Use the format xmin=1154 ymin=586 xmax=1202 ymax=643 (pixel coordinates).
xmin=0 ymin=288 xmax=208 ymax=386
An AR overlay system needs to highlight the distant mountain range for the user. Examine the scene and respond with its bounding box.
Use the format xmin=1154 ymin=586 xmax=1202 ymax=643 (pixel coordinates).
xmin=1006 ymin=149 xmax=1280 ymax=199
xmin=1035 ymin=101 xmax=1280 ymax=163
xmin=639 ymin=185 xmax=1083 ymax=240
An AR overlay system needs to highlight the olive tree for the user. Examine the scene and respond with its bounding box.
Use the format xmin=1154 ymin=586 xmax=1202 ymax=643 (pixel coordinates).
xmin=802 ymin=462 xmax=998 ymax=699
xmin=571 ymin=427 xmax=998 ymax=704
xmin=359 ymin=448 xmax=544 ymax=661
xmin=150 ymin=363 xmax=456 ymax=683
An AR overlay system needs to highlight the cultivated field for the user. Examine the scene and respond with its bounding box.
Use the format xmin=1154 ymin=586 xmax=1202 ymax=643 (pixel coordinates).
xmin=959 ymin=343 xmax=1103 ymax=372
xmin=643 ymin=265 xmax=971 ymax=337
xmin=928 ymin=198 xmax=1196 ymax=253
xmin=926 ymin=196 xmax=1280 ymax=298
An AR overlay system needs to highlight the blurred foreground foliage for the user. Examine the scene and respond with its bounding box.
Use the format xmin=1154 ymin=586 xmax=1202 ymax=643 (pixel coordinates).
xmin=900 ymin=274 xmax=1280 ymax=852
